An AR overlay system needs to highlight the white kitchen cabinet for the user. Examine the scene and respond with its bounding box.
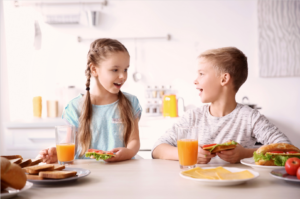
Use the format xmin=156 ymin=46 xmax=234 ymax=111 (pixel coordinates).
xmin=4 ymin=117 xmax=179 ymax=159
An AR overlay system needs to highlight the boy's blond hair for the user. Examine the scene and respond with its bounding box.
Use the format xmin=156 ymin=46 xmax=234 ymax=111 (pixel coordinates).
xmin=198 ymin=47 xmax=248 ymax=92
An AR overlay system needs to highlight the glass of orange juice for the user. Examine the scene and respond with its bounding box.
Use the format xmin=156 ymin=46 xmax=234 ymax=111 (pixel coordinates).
xmin=177 ymin=126 xmax=199 ymax=169
xmin=55 ymin=125 xmax=76 ymax=165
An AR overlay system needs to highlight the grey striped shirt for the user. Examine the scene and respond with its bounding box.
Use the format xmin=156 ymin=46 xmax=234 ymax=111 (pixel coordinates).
xmin=152 ymin=103 xmax=291 ymax=152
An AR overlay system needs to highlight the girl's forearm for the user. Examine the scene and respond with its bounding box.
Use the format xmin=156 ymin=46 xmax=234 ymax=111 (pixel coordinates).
xmin=126 ymin=139 xmax=140 ymax=159
xmin=152 ymin=144 xmax=179 ymax=160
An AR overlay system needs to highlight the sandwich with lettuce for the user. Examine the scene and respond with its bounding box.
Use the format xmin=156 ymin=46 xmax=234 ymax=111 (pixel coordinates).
xmin=253 ymin=143 xmax=300 ymax=166
xmin=202 ymin=141 xmax=238 ymax=153
xmin=85 ymin=149 xmax=116 ymax=161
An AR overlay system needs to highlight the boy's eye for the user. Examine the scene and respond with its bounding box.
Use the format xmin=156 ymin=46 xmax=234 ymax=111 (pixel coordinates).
xmin=124 ymin=69 xmax=128 ymax=72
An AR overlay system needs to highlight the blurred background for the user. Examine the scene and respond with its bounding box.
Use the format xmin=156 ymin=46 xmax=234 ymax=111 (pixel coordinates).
xmin=0 ymin=0 xmax=299 ymax=158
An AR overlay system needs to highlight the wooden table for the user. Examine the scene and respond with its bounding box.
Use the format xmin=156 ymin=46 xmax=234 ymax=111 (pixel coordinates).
xmin=14 ymin=159 xmax=299 ymax=199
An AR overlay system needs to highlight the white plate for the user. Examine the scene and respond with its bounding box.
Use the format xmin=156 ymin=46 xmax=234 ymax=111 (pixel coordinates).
xmin=1 ymin=181 xmax=33 ymax=199
xmin=179 ymin=167 xmax=259 ymax=186
xmin=240 ymin=157 xmax=284 ymax=172
xmin=270 ymin=168 xmax=300 ymax=183
xmin=26 ymin=167 xmax=91 ymax=184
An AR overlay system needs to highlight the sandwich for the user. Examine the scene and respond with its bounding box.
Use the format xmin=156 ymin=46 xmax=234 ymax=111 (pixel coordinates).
xmin=1 ymin=157 xmax=27 ymax=190
xmin=202 ymin=141 xmax=238 ymax=153
xmin=85 ymin=149 xmax=116 ymax=160
xmin=253 ymin=143 xmax=300 ymax=166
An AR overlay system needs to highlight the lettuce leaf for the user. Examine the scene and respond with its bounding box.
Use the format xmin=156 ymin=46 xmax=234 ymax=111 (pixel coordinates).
xmin=253 ymin=151 xmax=300 ymax=166
xmin=208 ymin=140 xmax=238 ymax=152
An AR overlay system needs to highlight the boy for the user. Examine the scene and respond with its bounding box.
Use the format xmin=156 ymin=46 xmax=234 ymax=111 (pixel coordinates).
xmin=152 ymin=47 xmax=291 ymax=164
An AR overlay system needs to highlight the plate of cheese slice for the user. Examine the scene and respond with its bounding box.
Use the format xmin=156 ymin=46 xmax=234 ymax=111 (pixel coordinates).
xmin=180 ymin=166 xmax=259 ymax=186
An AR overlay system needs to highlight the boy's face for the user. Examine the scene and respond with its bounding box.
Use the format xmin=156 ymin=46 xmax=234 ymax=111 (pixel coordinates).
xmin=194 ymin=58 xmax=223 ymax=103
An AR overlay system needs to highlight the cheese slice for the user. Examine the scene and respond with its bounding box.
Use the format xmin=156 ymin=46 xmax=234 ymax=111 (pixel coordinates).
xmin=181 ymin=167 xmax=206 ymax=179
xmin=196 ymin=167 xmax=232 ymax=180
xmin=266 ymin=152 xmax=300 ymax=156
xmin=216 ymin=170 xmax=254 ymax=180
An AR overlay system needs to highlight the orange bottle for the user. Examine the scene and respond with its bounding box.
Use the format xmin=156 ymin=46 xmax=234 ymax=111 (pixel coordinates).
xmin=177 ymin=139 xmax=198 ymax=166
xmin=56 ymin=143 xmax=75 ymax=162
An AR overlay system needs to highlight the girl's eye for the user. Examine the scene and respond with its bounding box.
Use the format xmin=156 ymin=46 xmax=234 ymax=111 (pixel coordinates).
xmin=113 ymin=69 xmax=118 ymax=72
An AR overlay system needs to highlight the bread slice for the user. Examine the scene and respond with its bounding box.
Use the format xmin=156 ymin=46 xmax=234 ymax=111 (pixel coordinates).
xmin=255 ymin=159 xmax=276 ymax=166
xmin=29 ymin=158 xmax=43 ymax=166
xmin=26 ymin=174 xmax=44 ymax=180
xmin=9 ymin=158 xmax=23 ymax=164
xmin=23 ymin=164 xmax=54 ymax=174
xmin=203 ymin=145 xmax=237 ymax=153
xmin=19 ymin=159 xmax=32 ymax=168
xmin=39 ymin=171 xmax=77 ymax=179
xmin=1 ymin=155 xmax=23 ymax=160
xmin=53 ymin=165 xmax=65 ymax=171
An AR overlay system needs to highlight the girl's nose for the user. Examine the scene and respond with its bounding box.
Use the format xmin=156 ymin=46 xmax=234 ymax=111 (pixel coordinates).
xmin=194 ymin=79 xmax=198 ymax=85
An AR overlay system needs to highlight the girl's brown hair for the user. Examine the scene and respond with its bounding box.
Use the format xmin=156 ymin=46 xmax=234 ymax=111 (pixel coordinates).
xmin=78 ymin=38 xmax=135 ymax=156
xmin=199 ymin=47 xmax=248 ymax=92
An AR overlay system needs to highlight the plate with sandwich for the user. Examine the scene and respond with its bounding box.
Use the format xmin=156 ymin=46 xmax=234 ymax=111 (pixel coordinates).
xmin=24 ymin=164 xmax=91 ymax=184
xmin=241 ymin=143 xmax=300 ymax=172
xmin=180 ymin=166 xmax=259 ymax=186
xmin=202 ymin=141 xmax=238 ymax=153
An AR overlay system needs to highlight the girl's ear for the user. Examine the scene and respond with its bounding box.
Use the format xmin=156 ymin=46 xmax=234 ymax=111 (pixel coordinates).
xmin=220 ymin=73 xmax=231 ymax=86
xmin=90 ymin=64 xmax=98 ymax=77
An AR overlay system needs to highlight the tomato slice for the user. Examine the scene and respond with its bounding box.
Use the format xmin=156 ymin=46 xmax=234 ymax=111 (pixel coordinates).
xmin=96 ymin=150 xmax=104 ymax=154
xmin=286 ymin=151 xmax=299 ymax=154
xmin=88 ymin=149 xmax=97 ymax=152
xmin=202 ymin=144 xmax=217 ymax=148
xmin=269 ymin=151 xmax=285 ymax=154
xmin=106 ymin=151 xmax=114 ymax=155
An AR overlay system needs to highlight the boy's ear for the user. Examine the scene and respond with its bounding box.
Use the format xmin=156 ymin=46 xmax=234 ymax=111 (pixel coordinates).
xmin=90 ymin=64 xmax=98 ymax=77
xmin=220 ymin=73 xmax=231 ymax=86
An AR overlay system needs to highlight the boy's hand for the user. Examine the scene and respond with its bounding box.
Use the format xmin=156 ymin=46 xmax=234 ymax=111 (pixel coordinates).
xmin=197 ymin=145 xmax=216 ymax=164
xmin=36 ymin=147 xmax=58 ymax=164
xmin=216 ymin=143 xmax=245 ymax=164
xmin=104 ymin=147 xmax=132 ymax=162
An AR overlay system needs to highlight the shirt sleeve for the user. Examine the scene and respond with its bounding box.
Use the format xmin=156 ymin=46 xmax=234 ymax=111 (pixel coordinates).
xmin=151 ymin=109 xmax=193 ymax=155
xmin=61 ymin=102 xmax=80 ymax=128
xmin=251 ymin=110 xmax=291 ymax=145
xmin=131 ymin=95 xmax=142 ymax=120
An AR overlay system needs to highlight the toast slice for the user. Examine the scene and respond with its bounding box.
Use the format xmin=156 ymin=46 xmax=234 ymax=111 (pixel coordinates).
xmin=19 ymin=159 xmax=32 ymax=168
xmin=26 ymin=174 xmax=44 ymax=180
xmin=39 ymin=171 xmax=77 ymax=179
xmin=53 ymin=165 xmax=65 ymax=171
xmin=9 ymin=158 xmax=23 ymax=164
xmin=1 ymin=155 xmax=23 ymax=160
xmin=23 ymin=164 xmax=54 ymax=174
xmin=29 ymin=158 xmax=43 ymax=166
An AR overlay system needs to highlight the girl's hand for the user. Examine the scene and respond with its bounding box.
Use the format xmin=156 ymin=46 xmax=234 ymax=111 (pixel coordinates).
xmin=36 ymin=147 xmax=57 ymax=164
xmin=216 ymin=143 xmax=244 ymax=164
xmin=104 ymin=147 xmax=133 ymax=162
xmin=197 ymin=145 xmax=216 ymax=164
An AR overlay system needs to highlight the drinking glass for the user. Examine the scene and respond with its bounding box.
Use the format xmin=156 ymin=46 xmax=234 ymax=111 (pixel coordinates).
xmin=176 ymin=126 xmax=199 ymax=169
xmin=55 ymin=125 xmax=76 ymax=165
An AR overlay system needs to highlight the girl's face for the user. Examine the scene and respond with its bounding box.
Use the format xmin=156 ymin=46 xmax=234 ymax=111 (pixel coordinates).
xmin=194 ymin=58 xmax=223 ymax=103
xmin=92 ymin=51 xmax=130 ymax=94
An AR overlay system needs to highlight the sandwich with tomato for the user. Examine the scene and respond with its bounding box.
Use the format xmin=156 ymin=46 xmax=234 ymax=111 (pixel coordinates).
xmin=253 ymin=143 xmax=300 ymax=166
xmin=202 ymin=141 xmax=238 ymax=153
xmin=85 ymin=149 xmax=116 ymax=161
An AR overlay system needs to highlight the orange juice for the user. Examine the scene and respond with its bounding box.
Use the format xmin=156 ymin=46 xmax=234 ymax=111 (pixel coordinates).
xmin=177 ymin=139 xmax=198 ymax=166
xmin=56 ymin=143 xmax=75 ymax=162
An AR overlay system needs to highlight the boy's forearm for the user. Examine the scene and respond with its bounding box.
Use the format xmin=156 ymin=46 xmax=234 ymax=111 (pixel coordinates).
xmin=152 ymin=144 xmax=179 ymax=160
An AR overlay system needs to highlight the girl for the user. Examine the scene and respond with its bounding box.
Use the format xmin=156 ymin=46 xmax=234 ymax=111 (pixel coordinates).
xmin=38 ymin=38 xmax=142 ymax=163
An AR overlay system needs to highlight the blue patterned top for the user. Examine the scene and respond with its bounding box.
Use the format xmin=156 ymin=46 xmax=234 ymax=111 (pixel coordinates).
xmin=62 ymin=92 xmax=142 ymax=159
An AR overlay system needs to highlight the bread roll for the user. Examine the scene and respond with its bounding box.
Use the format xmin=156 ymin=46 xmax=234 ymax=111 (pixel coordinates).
xmin=256 ymin=143 xmax=300 ymax=154
xmin=1 ymin=157 xmax=27 ymax=190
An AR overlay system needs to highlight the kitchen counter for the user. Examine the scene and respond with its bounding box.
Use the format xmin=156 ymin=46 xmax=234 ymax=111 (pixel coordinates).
xmin=13 ymin=159 xmax=299 ymax=199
